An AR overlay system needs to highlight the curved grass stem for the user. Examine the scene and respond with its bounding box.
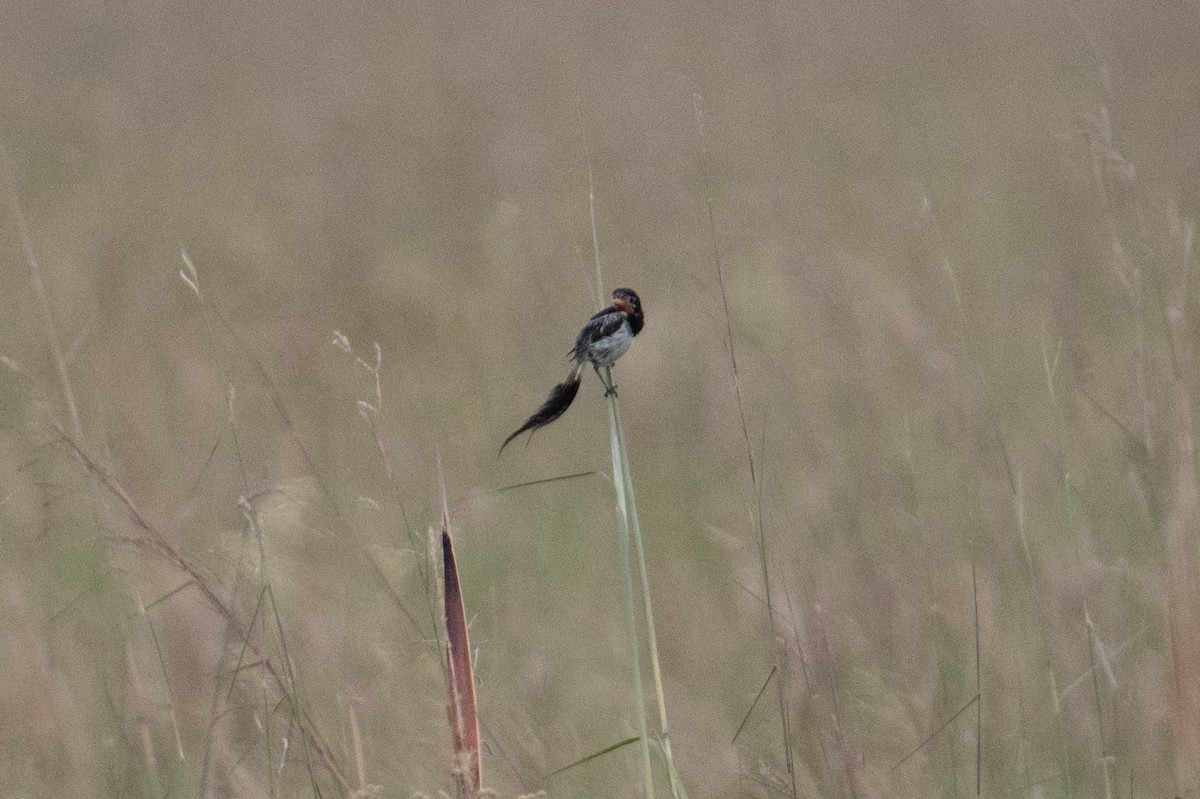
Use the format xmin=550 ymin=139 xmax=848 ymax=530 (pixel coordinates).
xmin=606 ymin=367 xmax=688 ymax=799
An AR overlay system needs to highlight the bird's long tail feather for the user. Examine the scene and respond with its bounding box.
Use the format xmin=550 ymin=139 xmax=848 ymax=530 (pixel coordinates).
xmin=499 ymin=364 xmax=584 ymax=454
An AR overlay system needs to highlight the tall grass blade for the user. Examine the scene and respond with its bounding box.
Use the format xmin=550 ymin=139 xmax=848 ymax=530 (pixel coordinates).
xmin=546 ymin=736 xmax=642 ymax=778
xmin=606 ymin=393 xmax=656 ymax=798
xmin=732 ymin=665 xmax=777 ymax=744
xmin=692 ymin=93 xmax=792 ymax=798
xmin=610 ymin=390 xmax=688 ymax=799
xmin=577 ymin=98 xmax=661 ymax=797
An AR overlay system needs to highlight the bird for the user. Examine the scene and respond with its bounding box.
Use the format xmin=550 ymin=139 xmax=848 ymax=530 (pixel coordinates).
xmin=500 ymin=287 xmax=644 ymax=453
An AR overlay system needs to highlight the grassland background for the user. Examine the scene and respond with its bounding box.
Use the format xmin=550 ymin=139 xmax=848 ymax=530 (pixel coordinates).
xmin=3 ymin=1 xmax=1200 ymax=797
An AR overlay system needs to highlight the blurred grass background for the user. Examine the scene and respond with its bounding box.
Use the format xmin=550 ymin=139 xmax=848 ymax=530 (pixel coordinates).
xmin=3 ymin=1 xmax=1200 ymax=796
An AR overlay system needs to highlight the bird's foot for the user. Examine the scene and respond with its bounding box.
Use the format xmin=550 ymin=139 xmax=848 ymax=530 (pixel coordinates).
xmin=603 ymin=384 xmax=619 ymax=398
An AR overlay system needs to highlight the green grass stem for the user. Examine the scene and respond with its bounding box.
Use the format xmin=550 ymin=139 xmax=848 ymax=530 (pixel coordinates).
xmin=579 ymin=98 xmax=685 ymax=797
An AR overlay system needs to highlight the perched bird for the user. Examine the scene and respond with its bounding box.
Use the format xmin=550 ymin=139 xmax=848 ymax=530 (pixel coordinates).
xmin=500 ymin=287 xmax=644 ymax=453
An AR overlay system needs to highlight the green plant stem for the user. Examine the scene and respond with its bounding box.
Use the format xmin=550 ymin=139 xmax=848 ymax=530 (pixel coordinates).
xmin=607 ymin=368 xmax=687 ymax=799
xmin=607 ymin=386 xmax=655 ymax=799
xmin=578 ymin=100 xmax=682 ymax=796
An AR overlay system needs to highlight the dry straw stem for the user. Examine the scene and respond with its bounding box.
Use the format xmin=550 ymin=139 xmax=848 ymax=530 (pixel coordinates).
xmin=2 ymin=141 xmax=82 ymax=436
xmin=1082 ymin=106 xmax=1200 ymax=778
xmin=7 ymin=146 xmax=351 ymax=794
xmin=692 ymin=93 xmax=796 ymax=798
xmin=55 ymin=424 xmax=353 ymax=794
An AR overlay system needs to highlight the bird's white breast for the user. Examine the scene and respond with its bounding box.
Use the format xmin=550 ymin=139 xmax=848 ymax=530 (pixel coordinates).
xmin=587 ymin=320 xmax=633 ymax=367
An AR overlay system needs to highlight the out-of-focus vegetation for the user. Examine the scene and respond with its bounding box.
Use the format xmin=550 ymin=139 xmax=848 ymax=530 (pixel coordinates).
xmin=3 ymin=1 xmax=1200 ymax=796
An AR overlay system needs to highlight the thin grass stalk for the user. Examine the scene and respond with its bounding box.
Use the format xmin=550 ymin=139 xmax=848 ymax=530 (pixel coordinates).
xmin=1085 ymin=609 xmax=1114 ymax=799
xmin=244 ymin=499 xmax=325 ymax=796
xmin=578 ymin=100 xmax=658 ymax=796
xmin=185 ymin=252 xmax=433 ymax=648
xmin=972 ymin=556 xmax=982 ymax=797
xmin=58 ymin=425 xmax=352 ymax=793
xmin=690 ymin=95 xmax=797 ymax=797
xmin=606 ymin=397 xmax=655 ymax=799
xmin=2 ymin=141 xmax=82 ymax=435
xmin=608 ymin=378 xmax=687 ymax=798
xmin=5 ymin=146 xmax=248 ymax=796
xmin=135 ymin=589 xmax=186 ymax=763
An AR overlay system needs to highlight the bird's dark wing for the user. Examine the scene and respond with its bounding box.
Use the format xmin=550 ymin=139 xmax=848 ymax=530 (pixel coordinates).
xmin=569 ymin=305 xmax=625 ymax=360
xmin=499 ymin=375 xmax=582 ymax=454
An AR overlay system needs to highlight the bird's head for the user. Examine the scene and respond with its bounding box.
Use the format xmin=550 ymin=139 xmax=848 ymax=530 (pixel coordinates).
xmin=611 ymin=287 xmax=642 ymax=317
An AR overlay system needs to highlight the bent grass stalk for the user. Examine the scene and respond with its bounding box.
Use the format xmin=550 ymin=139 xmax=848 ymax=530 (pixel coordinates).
xmin=578 ymin=98 xmax=684 ymax=797
xmin=606 ymin=377 xmax=687 ymax=799
xmin=605 ymin=385 xmax=654 ymax=798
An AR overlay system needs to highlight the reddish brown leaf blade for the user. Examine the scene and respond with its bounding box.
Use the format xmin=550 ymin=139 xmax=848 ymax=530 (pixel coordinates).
xmin=442 ymin=525 xmax=481 ymax=794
